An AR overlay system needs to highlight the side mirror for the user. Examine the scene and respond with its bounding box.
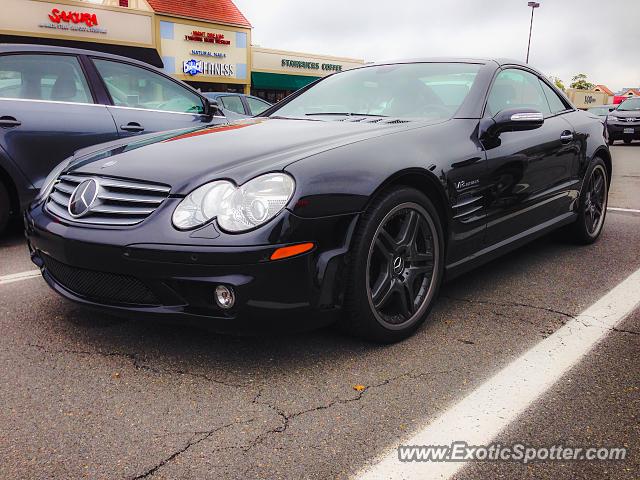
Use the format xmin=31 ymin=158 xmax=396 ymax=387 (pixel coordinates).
xmin=203 ymin=98 xmax=222 ymax=117
xmin=480 ymin=108 xmax=544 ymax=139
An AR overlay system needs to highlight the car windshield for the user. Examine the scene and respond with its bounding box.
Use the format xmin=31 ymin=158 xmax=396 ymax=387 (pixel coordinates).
xmin=271 ymin=62 xmax=482 ymax=120
xmin=617 ymin=98 xmax=640 ymax=111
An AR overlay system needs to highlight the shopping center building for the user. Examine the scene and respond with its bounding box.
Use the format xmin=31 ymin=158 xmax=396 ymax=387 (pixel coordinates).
xmin=0 ymin=0 xmax=364 ymax=99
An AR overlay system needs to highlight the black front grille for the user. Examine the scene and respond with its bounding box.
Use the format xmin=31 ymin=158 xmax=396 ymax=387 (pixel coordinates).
xmin=46 ymin=174 xmax=171 ymax=226
xmin=42 ymin=254 xmax=159 ymax=306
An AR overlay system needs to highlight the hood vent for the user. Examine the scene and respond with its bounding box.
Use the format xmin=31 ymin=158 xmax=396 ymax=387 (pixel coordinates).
xmin=338 ymin=117 xmax=411 ymax=124
xmin=385 ymin=119 xmax=411 ymax=124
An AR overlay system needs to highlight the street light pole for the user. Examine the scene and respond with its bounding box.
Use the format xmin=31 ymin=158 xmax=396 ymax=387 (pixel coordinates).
xmin=526 ymin=1 xmax=540 ymax=64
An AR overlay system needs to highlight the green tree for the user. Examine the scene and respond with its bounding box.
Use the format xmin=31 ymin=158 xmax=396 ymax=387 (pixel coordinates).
xmin=550 ymin=76 xmax=565 ymax=91
xmin=570 ymin=73 xmax=594 ymax=90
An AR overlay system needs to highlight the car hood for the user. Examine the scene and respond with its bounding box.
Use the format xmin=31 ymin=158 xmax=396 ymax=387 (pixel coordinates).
xmin=610 ymin=109 xmax=640 ymax=118
xmin=68 ymin=117 xmax=424 ymax=194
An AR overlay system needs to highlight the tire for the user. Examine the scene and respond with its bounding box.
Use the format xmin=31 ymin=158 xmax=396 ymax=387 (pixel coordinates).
xmin=342 ymin=187 xmax=445 ymax=343
xmin=607 ymin=137 xmax=614 ymax=146
xmin=567 ymin=158 xmax=608 ymax=244
xmin=623 ymin=138 xmax=632 ymax=144
xmin=0 ymin=181 xmax=10 ymax=235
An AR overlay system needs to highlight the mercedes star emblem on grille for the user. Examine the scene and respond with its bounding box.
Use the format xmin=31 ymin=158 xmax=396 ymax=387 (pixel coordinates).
xmin=68 ymin=178 xmax=99 ymax=218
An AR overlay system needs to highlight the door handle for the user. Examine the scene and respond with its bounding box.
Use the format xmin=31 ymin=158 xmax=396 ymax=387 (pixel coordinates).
xmin=120 ymin=122 xmax=145 ymax=132
xmin=560 ymin=131 xmax=574 ymax=143
xmin=0 ymin=116 xmax=21 ymax=128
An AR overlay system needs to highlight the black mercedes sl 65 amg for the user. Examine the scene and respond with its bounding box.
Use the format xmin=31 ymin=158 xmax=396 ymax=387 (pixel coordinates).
xmin=25 ymin=59 xmax=611 ymax=343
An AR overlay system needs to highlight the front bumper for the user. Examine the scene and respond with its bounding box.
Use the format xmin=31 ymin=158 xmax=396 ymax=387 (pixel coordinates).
xmin=24 ymin=199 xmax=358 ymax=332
xmin=606 ymin=121 xmax=640 ymax=140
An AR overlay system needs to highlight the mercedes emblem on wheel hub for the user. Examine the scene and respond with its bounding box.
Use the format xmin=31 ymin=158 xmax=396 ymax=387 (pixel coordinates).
xmin=393 ymin=256 xmax=405 ymax=274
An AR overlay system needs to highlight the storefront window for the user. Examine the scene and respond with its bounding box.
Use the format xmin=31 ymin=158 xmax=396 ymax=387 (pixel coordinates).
xmin=93 ymin=59 xmax=204 ymax=113
xmin=185 ymin=81 xmax=245 ymax=94
xmin=252 ymin=88 xmax=293 ymax=104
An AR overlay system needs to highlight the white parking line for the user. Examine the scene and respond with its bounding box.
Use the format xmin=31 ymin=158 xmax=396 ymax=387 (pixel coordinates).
xmin=0 ymin=270 xmax=41 ymax=285
xmin=356 ymin=266 xmax=640 ymax=480
xmin=608 ymin=207 xmax=640 ymax=214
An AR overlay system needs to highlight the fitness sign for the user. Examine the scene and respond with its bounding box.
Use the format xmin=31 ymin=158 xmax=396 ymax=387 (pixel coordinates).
xmin=183 ymin=59 xmax=234 ymax=77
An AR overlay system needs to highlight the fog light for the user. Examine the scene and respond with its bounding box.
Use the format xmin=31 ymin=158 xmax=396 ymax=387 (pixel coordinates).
xmin=214 ymin=285 xmax=235 ymax=309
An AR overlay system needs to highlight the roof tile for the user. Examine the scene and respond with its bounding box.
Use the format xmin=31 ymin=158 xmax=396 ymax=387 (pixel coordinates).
xmin=147 ymin=0 xmax=251 ymax=28
xmin=594 ymin=84 xmax=614 ymax=96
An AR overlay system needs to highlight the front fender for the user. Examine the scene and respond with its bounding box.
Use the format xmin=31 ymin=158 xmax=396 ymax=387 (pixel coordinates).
xmin=0 ymin=145 xmax=35 ymax=212
xmin=284 ymin=120 xmax=481 ymax=219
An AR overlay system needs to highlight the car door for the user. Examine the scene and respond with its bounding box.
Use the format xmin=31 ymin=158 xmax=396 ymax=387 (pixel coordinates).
xmin=0 ymin=53 xmax=119 ymax=192
xmin=218 ymin=95 xmax=249 ymax=116
xmin=483 ymin=67 xmax=579 ymax=245
xmin=90 ymin=58 xmax=224 ymax=138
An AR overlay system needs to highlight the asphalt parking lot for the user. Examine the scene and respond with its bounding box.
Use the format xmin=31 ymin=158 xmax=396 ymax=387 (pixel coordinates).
xmin=1 ymin=145 xmax=639 ymax=480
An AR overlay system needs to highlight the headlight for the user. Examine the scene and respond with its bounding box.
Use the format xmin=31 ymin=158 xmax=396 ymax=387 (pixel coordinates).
xmin=35 ymin=159 xmax=71 ymax=201
xmin=217 ymin=173 xmax=295 ymax=232
xmin=172 ymin=173 xmax=295 ymax=232
xmin=172 ymin=180 xmax=236 ymax=230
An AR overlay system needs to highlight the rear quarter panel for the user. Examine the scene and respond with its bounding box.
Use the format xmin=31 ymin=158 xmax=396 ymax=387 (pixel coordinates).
xmin=563 ymin=109 xmax=611 ymax=184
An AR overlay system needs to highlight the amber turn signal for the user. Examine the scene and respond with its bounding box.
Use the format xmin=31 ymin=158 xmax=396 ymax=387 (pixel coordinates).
xmin=270 ymin=242 xmax=315 ymax=260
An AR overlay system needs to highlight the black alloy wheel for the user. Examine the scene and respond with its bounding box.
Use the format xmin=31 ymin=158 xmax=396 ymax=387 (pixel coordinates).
xmin=366 ymin=204 xmax=437 ymax=327
xmin=583 ymin=164 xmax=607 ymax=237
xmin=568 ymin=158 xmax=608 ymax=244
xmin=343 ymin=188 xmax=444 ymax=343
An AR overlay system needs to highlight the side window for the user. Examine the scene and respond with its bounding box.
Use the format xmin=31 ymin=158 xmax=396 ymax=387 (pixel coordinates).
xmin=539 ymin=80 xmax=569 ymax=115
xmin=93 ymin=59 xmax=204 ymax=114
xmin=219 ymin=95 xmax=246 ymax=115
xmin=0 ymin=54 xmax=92 ymax=103
xmin=486 ymin=69 xmax=550 ymax=117
xmin=246 ymin=96 xmax=271 ymax=116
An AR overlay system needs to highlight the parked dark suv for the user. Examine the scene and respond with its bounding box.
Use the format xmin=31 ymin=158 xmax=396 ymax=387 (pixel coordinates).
xmin=0 ymin=44 xmax=227 ymax=233
xmin=605 ymin=97 xmax=640 ymax=145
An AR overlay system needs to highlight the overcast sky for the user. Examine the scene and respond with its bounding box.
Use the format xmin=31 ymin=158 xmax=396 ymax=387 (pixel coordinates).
xmin=234 ymin=0 xmax=638 ymax=92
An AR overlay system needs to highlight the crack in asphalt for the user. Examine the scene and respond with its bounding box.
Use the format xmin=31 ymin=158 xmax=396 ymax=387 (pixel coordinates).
xmin=442 ymin=296 xmax=640 ymax=337
xmin=130 ymin=419 xmax=254 ymax=480
xmin=130 ymin=368 xmax=453 ymax=479
xmin=26 ymin=343 xmax=249 ymax=388
xmin=26 ymin=343 xmax=454 ymax=477
xmin=245 ymin=368 xmax=453 ymax=453
xmin=26 ymin=297 xmax=636 ymax=478
xmin=611 ymin=327 xmax=640 ymax=336
xmin=442 ymin=295 xmax=576 ymax=320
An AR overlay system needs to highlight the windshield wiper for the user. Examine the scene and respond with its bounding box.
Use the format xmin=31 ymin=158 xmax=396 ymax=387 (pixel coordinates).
xmin=304 ymin=112 xmax=388 ymax=117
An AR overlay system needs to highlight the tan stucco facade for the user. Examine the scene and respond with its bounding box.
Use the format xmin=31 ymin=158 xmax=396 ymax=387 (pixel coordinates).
xmin=0 ymin=0 xmax=364 ymax=96
xmin=251 ymin=47 xmax=364 ymax=77
xmin=0 ymin=0 xmax=155 ymax=49
xmin=565 ymin=89 xmax=610 ymax=109
xmin=155 ymin=15 xmax=251 ymax=93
